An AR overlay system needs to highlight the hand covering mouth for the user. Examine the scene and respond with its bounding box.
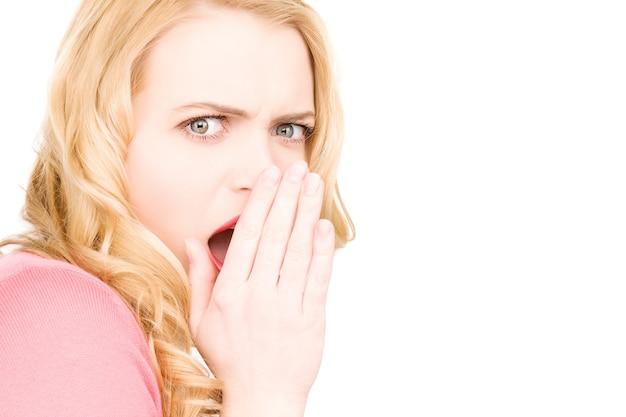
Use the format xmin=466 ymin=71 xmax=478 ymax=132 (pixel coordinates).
xmin=207 ymin=220 xmax=237 ymax=270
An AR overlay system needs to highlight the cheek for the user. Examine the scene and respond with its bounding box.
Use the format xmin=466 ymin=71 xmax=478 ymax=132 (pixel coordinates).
xmin=125 ymin=138 xmax=201 ymax=230
xmin=125 ymin=141 xmax=208 ymax=264
xmin=271 ymin=143 xmax=308 ymax=170
xmin=126 ymin=147 xmax=176 ymax=221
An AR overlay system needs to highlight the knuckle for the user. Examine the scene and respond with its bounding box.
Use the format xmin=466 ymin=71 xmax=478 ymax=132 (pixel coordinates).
xmin=233 ymin=220 xmax=260 ymax=242
xmin=262 ymin=223 xmax=289 ymax=246
xmin=212 ymin=282 xmax=239 ymax=308
xmin=287 ymin=236 xmax=311 ymax=258
xmin=314 ymin=237 xmax=335 ymax=256
xmin=278 ymin=183 xmax=301 ymax=201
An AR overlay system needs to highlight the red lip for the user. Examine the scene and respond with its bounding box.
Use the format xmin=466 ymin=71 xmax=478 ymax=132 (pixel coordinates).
xmin=207 ymin=215 xmax=240 ymax=271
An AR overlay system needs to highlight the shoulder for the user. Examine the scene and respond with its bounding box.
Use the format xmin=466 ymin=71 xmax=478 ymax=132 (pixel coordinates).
xmin=0 ymin=251 xmax=162 ymax=417
xmin=1 ymin=250 xmax=123 ymax=302
xmin=0 ymin=249 xmax=112 ymax=288
xmin=0 ymin=251 xmax=137 ymax=338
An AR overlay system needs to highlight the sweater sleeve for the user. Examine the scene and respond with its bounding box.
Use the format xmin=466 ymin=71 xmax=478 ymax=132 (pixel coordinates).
xmin=0 ymin=252 xmax=162 ymax=417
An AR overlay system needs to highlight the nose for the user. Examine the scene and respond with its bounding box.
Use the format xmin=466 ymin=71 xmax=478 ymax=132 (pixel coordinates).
xmin=227 ymin=131 xmax=275 ymax=192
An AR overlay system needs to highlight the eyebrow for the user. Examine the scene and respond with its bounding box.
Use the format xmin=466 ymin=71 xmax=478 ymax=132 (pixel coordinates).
xmin=174 ymin=102 xmax=316 ymax=124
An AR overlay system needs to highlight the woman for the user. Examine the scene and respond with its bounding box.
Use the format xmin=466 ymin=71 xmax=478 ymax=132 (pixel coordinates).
xmin=0 ymin=0 xmax=354 ymax=416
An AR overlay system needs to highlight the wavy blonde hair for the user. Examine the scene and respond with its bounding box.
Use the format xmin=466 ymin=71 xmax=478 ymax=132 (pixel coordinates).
xmin=1 ymin=0 xmax=354 ymax=415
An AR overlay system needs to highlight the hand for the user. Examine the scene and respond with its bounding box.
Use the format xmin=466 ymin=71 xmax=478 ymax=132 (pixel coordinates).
xmin=186 ymin=161 xmax=336 ymax=416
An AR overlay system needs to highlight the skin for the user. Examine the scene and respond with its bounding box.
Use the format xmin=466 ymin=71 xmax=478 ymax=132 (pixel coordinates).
xmin=125 ymin=7 xmax=335 ymax=416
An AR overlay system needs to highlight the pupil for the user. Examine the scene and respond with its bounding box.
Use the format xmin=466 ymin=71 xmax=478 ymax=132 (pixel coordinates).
xmin=191 ymin=119 xmax=208 ymax=134
xmin=278 ymin=124 xmax=294 ymax=137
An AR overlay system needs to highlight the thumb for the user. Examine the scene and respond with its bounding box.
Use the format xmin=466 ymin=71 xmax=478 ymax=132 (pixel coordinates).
xmin=185 ymin=238 xmax=218 ymax=338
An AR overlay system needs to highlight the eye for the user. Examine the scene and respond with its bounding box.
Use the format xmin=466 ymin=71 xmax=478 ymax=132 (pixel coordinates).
xmin=274 ymin=123 xmax=310 ymax=141
xmin=187 ymin=117 xmax=224 ymax=136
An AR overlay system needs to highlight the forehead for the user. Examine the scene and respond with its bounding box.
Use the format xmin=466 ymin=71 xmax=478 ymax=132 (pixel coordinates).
xmin=136 ymin=7 xmax=314 ymax=115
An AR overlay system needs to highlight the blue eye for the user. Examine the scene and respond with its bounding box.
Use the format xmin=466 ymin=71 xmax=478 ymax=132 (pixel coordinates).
xmin=275 ymin=123 xmax=308 ymax=140
xmin=187 ymin=117 xmax=224 ymax=136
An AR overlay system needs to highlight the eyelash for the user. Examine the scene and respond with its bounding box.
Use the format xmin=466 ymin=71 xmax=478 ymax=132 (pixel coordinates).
xmin=180 ymin=114 xmax=227 ymax=143
xmin=179 ymin=114 xmax=314 ymax=145
xmin=275 ymin=123 xmax=314 ymax=145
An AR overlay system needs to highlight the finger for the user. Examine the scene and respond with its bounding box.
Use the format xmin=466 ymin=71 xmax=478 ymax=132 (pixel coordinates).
xmin=249 ymin=160 xmax=308 ymax=285
xmin=278 ymin=172 xmax=324 ymax=297
xmin=219 ymin=165 xmax=281 ymax=284
xmin=186 ymin=238 xmax=218 ymax=338
xmin=302 ymin=219 xmax=335 ymax=313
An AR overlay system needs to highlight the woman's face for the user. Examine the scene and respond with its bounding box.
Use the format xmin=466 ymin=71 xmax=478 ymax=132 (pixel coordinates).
xmin=125 ymin=8 xmax=314 ymax=271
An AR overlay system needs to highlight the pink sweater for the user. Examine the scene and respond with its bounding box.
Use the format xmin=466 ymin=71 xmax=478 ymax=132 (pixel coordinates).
xmin=0 ymin=251 xmax=162 ymax=416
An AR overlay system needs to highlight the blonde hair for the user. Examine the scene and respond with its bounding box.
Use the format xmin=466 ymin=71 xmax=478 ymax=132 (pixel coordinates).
xmin=1 ymin=0 xmax=354 ymax=415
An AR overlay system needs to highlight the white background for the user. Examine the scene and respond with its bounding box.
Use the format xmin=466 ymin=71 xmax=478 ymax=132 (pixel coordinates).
xmin=1 ymin=1 xmax=625 ymax=416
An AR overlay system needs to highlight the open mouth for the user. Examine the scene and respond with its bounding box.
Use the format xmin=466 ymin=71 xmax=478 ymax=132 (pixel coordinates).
xmin=207 ymin=216 xmax=238 ymax=270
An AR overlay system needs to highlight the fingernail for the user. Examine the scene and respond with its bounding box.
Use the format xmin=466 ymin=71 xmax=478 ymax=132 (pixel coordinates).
xmin=304 ymin=173 xmax=321 ymax=195
xmin=287 ymin=161 xmax=308 ymax=183
xmin=263 ymin=165 xmax=281 ymax=186
xmin=317 ymin=219 xmax=333 ymax=237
